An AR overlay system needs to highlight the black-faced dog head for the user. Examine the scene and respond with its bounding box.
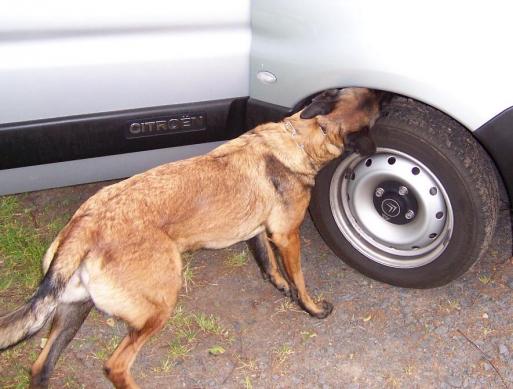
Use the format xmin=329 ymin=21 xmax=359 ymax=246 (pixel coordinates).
xmin=301 ymin=88 xmax=389 ymax=157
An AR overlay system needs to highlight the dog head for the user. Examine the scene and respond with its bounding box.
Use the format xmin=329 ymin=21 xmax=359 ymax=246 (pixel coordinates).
xmin=300 ymin=88 xmax=387 ymax=156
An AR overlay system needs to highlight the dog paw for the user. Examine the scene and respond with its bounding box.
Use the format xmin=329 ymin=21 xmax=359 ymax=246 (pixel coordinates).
xmin=270 ymin=275 xmax=290 ymax=292
xmin=312 ymin=300 xmax=334 ymax=319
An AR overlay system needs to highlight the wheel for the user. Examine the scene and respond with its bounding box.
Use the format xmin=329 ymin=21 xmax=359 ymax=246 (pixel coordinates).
xmin=310 ymin=97 xmax=500 ymax=288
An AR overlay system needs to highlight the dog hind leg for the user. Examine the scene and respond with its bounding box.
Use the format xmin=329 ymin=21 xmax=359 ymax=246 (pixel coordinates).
xmin=91 ymin=236 xmax=183 ymax=388
xmin=271 ymin=229 xmax=333 ymax=319
xmin=30 ymin=300 xmax=94 ymax=389
xmin=247 ymin=232 xmax=296 ymax=300
xmin=104 ymin=308 xmax=171 ymax=389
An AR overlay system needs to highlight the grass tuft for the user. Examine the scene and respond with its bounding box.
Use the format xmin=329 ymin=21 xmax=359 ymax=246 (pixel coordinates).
xmin=91 ymin=335 xmax=121 ymax=361
xmin=244 ymin=376 xmax=253 ymax=389
xmin=159 ymin=307 xmax=231 ymax=371
xmin=182 ymin=254 xmax=196 ymax=293
xmin=193 ymin=313 xmax=226 ymax=336
xmin=0 ymin=196 xmax=46 ymax=291
xmin=168 ymin=338 xmax=193 ymax=360
xmin=273 ymin=344 xmax=294 ymax=366
xmin=224 ymin=250 xmax=248 ymax=268
xmin=2 ymin=365 xmax=30 ymax=389
xmin=479 ymin=274 xmax=491 ymax=284
xmin=0 ymin=341 xmax=33 ymax=389
xmin=0 ymin=196 xmax=69 ymax=293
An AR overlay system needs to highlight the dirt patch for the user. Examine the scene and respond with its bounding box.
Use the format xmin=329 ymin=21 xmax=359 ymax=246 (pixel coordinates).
xmin=1 ymin=182 xmax=512 ymax=388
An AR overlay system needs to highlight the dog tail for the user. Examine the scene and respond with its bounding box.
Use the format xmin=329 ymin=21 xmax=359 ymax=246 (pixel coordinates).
xmin=0 ymin=217 xmax=89 ymax=350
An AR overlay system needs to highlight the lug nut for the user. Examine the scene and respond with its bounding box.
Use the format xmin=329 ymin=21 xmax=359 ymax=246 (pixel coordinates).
xmin=375 ymin=187 xmax=384 ymax=198
xmin=405 ymin=210 xmax=415 ymax=220
xmin=398 ymin=186 xmax=408 ymax=196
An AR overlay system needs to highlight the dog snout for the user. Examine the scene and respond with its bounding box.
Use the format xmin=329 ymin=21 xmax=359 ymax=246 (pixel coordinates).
xmin=344 ymin=126 xmax=377 ymax=157
xmin=376 ymin=90 xmax=393 ymax=106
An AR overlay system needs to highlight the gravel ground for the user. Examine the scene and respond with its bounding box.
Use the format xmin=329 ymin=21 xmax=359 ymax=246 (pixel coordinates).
xmin=0 ymin=182 xmax=512 ymax=388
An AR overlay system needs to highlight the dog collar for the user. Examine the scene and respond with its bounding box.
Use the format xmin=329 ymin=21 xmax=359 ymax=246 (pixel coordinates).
xmin=282 ymin=120 xmax=326 ymax=151
xmin=283 ymin=120 xmax=305 ymax=151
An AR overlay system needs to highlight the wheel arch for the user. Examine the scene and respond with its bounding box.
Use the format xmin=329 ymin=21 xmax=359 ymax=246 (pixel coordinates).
xmin=249 ymin=86 xmax=512 ymax=208
xmin=474 ymin=106 xmax=513 ymax=209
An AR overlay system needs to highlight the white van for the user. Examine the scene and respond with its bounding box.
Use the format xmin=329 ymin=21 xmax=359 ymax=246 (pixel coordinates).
xmin=1 ymin=0 xmax=511 ymax=287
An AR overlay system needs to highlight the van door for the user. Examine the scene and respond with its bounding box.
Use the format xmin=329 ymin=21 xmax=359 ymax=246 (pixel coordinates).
xmin=0 ymin=0 xmax=250 ymax=194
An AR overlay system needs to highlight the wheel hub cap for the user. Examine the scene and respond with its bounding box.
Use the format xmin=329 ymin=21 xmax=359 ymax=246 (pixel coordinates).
xmin=372 ymin=180 xmax=418 ymax=225
xmin=329 ymin=148 xmax=454 ymax=269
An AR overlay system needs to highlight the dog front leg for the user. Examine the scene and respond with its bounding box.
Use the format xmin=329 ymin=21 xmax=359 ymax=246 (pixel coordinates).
xmin=271 ymin=230 xmax=333 ymax=319
xmin=246 ymin=232 xmax=296 ymax=300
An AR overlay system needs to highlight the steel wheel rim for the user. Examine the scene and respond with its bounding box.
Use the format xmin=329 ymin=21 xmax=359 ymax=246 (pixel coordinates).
xmin=329 ymin=148 xmax=454 ymax=268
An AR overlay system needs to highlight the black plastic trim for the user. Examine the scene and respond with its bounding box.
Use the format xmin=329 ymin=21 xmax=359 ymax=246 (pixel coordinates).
xmin=245 ymin=98 xmax=291 ymax=130
xmin=474 ymin=106 xmax=513 ymax=208
xmin=0 ymin=97 xmax=247 ymax=170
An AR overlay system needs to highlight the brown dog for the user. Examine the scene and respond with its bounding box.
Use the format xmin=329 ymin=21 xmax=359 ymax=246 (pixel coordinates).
xmin=0 ymin=87 xmax=383 ymax=388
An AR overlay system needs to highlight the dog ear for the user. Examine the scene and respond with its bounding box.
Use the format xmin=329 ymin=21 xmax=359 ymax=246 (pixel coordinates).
xmin=300 ymin=102 xmax=335 ymax=119
xmin=300 ymin=89 xmax=340 ymax=119
xmin=344 ymin=127 xmax=376 ymax=156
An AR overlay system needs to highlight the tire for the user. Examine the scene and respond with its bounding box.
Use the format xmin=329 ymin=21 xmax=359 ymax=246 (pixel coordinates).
xmin=310 ymin=97 xmax=500 ymax=288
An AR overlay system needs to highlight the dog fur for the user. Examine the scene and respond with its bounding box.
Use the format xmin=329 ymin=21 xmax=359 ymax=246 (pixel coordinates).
xmin=0 ymin=87 xmax=383 ymax=388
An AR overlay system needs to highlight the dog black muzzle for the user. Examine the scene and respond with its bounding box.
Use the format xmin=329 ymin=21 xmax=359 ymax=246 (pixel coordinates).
xmin=344 ymin=126 xmax=376 ymax=156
